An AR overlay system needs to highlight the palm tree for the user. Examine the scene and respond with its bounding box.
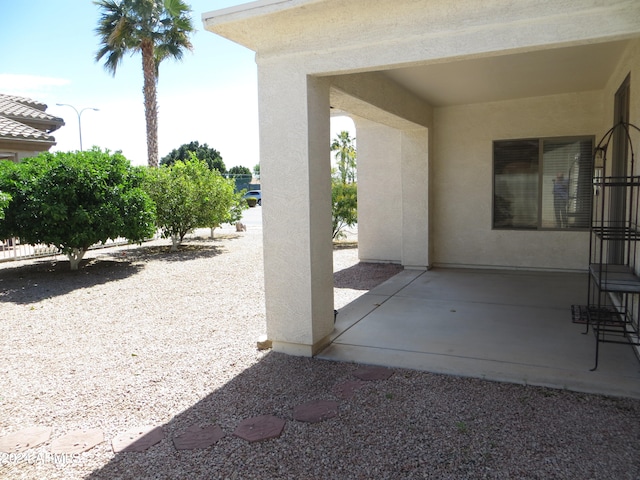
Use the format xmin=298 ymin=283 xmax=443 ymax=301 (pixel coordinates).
xmin=95 ymin=0 xmax=194 ymax=167
xmin=331 ymin=130 xmax=357 ymax=184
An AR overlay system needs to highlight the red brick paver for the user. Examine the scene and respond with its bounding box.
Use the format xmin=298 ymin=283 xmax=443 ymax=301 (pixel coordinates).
xmin=50 ymin=428 xmax=103 ymax=454
xmin=333 ymin=380 xmax=367 ymax=399
xmin=293 ymin=400 xmax=339 ymax=423
xmin=0 ymin=426 xmax=51 ymax=453
xmin=173 ymin=424 xmax=224 ymax=450
xmin=112 ymin=426 xmax=164 ymax=453
xmin=234 ymin=415 xmax=285 ymax=443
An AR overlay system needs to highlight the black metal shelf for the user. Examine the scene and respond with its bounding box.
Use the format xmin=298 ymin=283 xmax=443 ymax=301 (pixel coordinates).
xmin=590 ymin=225 xmax=640 ymax=241
xmin=593 ymin=175 xmax=640 ymax=188
xmin=589 ymin=264 xmax=640 ymax=293
xmin=584 ymin=122 xmax=640 ymax=371
xmin=586 ymin=305 xmax=640 ymax=344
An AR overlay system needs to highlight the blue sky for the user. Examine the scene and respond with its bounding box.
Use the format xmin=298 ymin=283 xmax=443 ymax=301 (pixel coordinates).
xmin=1 ymin=1 xmax=353 ymax=168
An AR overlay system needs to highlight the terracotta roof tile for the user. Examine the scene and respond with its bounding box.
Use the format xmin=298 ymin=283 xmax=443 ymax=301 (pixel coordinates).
xmin=0 ymin=93 xmax=47 ymax=111
xmin=0 ymin=116 xmax=55 ymax=142
xmin=0 ymin=95 xmax=64 ymax=132
xmin=0 ymin=93 xmax=62 ymax=149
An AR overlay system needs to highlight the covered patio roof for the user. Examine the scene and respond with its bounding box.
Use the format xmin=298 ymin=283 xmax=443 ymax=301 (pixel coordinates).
xmin=204 ymin=0 xmax=639 ymax=111
xmin=383 ymin=40 xmax=631 ymax=107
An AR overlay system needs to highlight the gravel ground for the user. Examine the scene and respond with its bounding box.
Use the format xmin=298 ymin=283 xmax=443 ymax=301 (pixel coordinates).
xmin=1 ymin=225 xmax=640 ymax=479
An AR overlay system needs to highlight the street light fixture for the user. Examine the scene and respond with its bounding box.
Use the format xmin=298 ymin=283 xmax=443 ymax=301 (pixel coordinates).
xmin=56 ymin=103 xmax=99 ymax=151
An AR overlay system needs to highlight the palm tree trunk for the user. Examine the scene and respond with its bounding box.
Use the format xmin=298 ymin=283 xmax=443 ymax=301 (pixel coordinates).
xmin=141 ymin=39 xmax=159 ymax=168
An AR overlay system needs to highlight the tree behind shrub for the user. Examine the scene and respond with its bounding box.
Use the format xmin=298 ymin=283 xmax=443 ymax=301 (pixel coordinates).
xmin=160 ymin=140 xmax=226 ymax=172
xmin=0 ymin=148 xmax=156 ymax=269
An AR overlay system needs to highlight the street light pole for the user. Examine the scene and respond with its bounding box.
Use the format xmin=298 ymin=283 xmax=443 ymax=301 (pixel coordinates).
xmin=56 ymin=104 xmax=99 ymax=151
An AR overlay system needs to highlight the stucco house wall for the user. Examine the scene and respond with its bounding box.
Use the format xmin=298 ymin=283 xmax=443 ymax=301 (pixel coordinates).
xmin=432 ymin=90 xmax=603 ymax=271
xmin=357 ymin=36 xmax=640 ymax=273
xmin=355 ymin=119 xmax=403 ymax=264
xmin=602 ymin=38 xmax=640 ymax=176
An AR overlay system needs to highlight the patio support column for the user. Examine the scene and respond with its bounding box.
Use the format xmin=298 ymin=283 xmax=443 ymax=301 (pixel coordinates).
xmin=400 ymin=128 xmax=431 ymax=269
xmin=356 ymin=120 xmax=430 ymax=268
xmin=356 ymin=119 xmax=402 ymax=263
xmin=257 ymin=62 xmax=334 ymax=356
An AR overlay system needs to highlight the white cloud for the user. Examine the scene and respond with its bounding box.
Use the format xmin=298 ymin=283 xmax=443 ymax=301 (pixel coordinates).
xmin=0 ymin=74 xmax=70 ymax=98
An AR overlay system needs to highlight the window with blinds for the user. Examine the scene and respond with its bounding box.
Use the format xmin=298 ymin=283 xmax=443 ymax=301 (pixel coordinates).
xmin=493 ymin=136 xmax=594 ymax=230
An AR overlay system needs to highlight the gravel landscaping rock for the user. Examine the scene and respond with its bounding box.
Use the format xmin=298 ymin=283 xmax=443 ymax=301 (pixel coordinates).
xmin=1 ymin=226 xmax=640 ymax=479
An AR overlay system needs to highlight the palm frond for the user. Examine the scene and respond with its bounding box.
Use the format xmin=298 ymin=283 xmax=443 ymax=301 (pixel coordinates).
xmin=94 ymin=0 xmax=195 ymax=166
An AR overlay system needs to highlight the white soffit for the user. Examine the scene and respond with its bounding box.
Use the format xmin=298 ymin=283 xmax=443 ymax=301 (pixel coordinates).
xmin=383 ymin=40 xmax=631 ymax=107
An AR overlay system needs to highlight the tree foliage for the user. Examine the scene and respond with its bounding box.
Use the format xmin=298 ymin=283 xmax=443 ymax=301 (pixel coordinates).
xmin=228 ymin=165 xmax=251 ymax=176
xmin=0 ymin=148 xmax=156 ymax=269
xmin=330 ymin=130 xmax=357 ymax=239
xmin=331 ymin=130 xmax=357 ymax=184
xmin=160 ymin=140 xmax=226 ymax=172
xmin=332 ymin=180 xmax=357 ymax=239
xmin=95 ymin=0 xmax=195 ymax=167
xmin=144 ymin=155 xmax=246 ymax=250
xmin=227 ymin=165 xmax=252 ymax=191
xmin=0 ymin=190 xmax=10 ymax=220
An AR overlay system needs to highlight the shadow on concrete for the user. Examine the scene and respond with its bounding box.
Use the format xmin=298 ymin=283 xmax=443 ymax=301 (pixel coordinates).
xmin=333 ymin=262 xmax=403 ymax=290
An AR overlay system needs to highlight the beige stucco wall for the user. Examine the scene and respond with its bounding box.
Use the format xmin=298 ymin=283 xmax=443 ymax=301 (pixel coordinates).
xmin=356 ymin=119 xmax=403 ymax=264
xmin=432 ymin=90 xmax=604 ymax=271
xmin=602 ymin=38 xmax=640 ymax=174
xmin=354 ymin=119 xmax=431 ymax=269
xmin=258 ymin=65 xmax=335 ymax=355
xmin=0 ymin=147 xmax=51 ymax=162
xmin=15 ymin=150 xmax=48 ymax=161
xmin=330 ymin=74 xmax=433 ymax=268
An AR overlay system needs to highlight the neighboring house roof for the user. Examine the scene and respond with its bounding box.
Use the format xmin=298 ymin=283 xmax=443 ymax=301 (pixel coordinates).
xmin=0 ymin=94 xmax=47 ymax=112
xmin=0 ymin=115 xmax=57 ymax=144
xmin=0 ymin=94 xmax=64 ymax=134
xmin=0 ymin=93 xmax=64 ymax=153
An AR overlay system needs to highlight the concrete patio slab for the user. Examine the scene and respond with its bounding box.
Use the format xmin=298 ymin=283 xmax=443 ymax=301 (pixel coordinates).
xmin=321 ymin=268 xmax=640 ymax=398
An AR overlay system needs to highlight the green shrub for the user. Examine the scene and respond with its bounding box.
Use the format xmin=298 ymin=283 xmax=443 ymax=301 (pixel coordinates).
xmin=246 ymin=197 xmax=258 ymax=207
xmin=143 ymin=154 xmax=246 ymax=250
xmin=0 ymin=148 xmax=156 ymax=269
xmin=332 ymin=180 xmax=357 ymax=239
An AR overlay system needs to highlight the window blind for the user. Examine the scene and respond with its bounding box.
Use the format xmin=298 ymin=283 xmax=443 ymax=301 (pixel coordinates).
xmin=493 ymin=137 xmax=593 ymax=230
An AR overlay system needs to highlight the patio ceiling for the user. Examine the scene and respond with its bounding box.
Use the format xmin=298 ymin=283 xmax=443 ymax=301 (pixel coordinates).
xmin=382 ymin=40 xmax=631 ymax=107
